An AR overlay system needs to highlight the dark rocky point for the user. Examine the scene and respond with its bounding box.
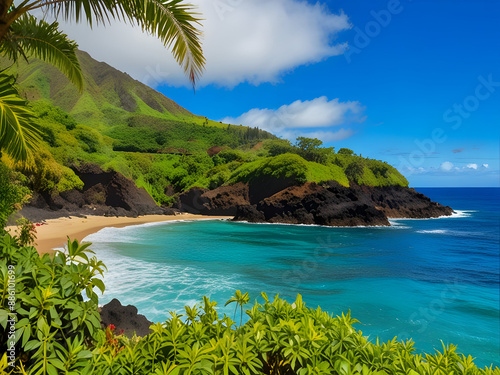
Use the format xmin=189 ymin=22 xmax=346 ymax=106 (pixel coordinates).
xmin=176 ymin=178 xmax=453 ymax=227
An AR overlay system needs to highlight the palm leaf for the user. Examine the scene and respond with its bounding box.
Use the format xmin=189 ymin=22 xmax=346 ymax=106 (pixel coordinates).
xmin=30 ymin=0 xmax=205 ymax=87
xmin=0 ymin=73 xmax=40 ymax=162
xmin=1 ymin=14 xmax=83 ymax=91
xmin=132 ymin=0 xmax=206 ymax=87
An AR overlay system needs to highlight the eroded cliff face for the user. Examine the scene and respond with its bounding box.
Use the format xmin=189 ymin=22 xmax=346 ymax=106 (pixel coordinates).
xmin=176 ymin=179 xmax=453 ymax=227
xmin=20 ymin=163 xmax=170 ymax=221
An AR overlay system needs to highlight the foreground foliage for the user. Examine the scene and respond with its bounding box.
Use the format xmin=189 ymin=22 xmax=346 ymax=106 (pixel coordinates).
xmin=0 ymin=233 xmax=105 ymax=374
xmin=1 ymin=233 xmax=498 ymax=374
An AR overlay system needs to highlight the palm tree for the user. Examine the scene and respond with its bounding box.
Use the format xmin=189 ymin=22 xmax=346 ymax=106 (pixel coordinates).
xmin=0 ymin=0 xmax=205 ymax=161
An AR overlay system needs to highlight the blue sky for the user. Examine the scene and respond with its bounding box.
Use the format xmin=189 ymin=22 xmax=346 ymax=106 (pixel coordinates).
xmin=62 ymin=0 xmax=499 ymax=187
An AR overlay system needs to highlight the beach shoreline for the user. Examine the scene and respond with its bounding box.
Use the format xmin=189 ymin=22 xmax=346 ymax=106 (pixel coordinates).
xmin=5 ymin=214 xmax=234 ymax=254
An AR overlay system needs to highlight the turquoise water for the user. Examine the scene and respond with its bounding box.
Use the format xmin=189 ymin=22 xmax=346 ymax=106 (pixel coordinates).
xmin=85 ymin=188 xmax=500 ymax=367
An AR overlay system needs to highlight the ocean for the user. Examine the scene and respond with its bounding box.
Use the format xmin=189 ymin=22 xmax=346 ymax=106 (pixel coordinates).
xmin=85 ymin=187 xmax=500 ymax=367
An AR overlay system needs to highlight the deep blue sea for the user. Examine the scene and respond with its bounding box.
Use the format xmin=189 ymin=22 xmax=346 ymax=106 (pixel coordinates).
xmin=85 ymin=187 xmax=500 ymax=367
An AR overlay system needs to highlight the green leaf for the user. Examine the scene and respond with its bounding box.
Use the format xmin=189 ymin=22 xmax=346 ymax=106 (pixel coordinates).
xmin=91 ymin=278 xmax=105 ymax=294
xmin=24 ymin=339 xmax=42 ymax=351
xmin=49 ymin=358 xmax=66 ymax=371
xmin=76 ymin=350 xmax=93 ymax=359
xmin=0 ymin=309 xmax=7 ymax=329
xmin=21 ymin=324 xmax=31 ymax=347
xmin=47 ymin=363 xmax=58 ymax=375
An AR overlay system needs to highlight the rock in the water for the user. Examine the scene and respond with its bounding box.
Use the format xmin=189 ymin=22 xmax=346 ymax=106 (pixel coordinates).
xmin=100 ymin=298 xmax=153 ymax=337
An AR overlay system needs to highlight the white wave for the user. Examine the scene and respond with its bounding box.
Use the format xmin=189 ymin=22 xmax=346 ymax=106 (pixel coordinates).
xmin=234 ymin=221 xmax=391 ymax=229
xmin=387 ymin=220 xmax=411 ymax=229
xmin=388 ymin=210 xmax=476 ymax=222
xmin=416 ymin=229 xmax=449 ymax=234
xmin=450 ymin=210 xmax=477 ymax=218
xmin=93 ymin=243 xmax=242 ymax=322
xmin=83 ymin=218 xmax=229 ymax=243
xmin=415 ymin=229 xmax=483 ymax=237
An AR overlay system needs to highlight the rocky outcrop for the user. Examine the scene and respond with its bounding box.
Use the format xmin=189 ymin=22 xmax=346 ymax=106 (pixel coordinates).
xmin=364 ymin=185 xmax=454 ymax=219
xmin=175 ymin=182 xmax=250 ymax=215
xmin=242 ymin=182 xmax=390 ymax=226
xmin=20 ymin=163 xmax=171 ymax=221
xmin=176 ymin=179 xmax=453 ymax=227
xmin=100 ymin=298 xmax=153 ymax=337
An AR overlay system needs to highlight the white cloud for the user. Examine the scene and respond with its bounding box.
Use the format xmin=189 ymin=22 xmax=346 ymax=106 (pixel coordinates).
xmin=466 ymin=163 xmax=478 ymax=170
xmin=440 ymin=161 xmax=454 ymax=171
xmin=483 ymin=164 xmax=489 ymax=168
xmin=50 ymin=0 xmax=350 ymax=87
xmin=221 ymin=96 xmax=365 ymax=142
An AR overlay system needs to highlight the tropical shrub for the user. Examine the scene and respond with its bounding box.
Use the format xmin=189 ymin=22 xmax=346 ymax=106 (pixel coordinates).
xmin=295 ymin=137 xmax=335 ymax=165
xmin=0 ymin=163 xmax=30 ymax=229
xmin=264 ymin=139 xmax=298 ymax=157
xmin=337 ymin=148 xmax=354 ymax=156
xmin=20 ymin=149 xmax=83 ymax=192
xmin=85 ymin=292 xmax=500 ymax=375
xmin=0 ymin=235 xmax=105 ymax=374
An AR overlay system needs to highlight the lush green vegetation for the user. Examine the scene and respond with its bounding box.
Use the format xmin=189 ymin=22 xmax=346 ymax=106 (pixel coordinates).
xmin=0 ymin=97 xmax=408 ymax=206
xmin=1 ymin=44 xmax=408 ymax=208
xmin=1 ymin=233 xmax=499 ymax=374
xmin=227 ymin=153 xmax=350 ymax=187
xmin=0 ymin=164 xmax=30 ymax=228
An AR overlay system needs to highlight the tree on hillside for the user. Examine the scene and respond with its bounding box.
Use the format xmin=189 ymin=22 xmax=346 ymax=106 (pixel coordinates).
xmin=0 ymin=0 xmax=205 ymax=161
xmin=295 ymin=136 xmax=334 ymax=164
xmin=345 ymin=160 xmax=365 ymax=183
xmin=338 ymin=147 xmax=354 ymax=155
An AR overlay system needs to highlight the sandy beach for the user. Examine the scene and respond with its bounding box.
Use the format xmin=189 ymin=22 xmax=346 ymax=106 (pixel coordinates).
xmin=6 ymin=214 xmax=233 ymax=254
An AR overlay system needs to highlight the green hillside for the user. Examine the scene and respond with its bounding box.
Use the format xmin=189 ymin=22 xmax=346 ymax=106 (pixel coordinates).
xmin=1 ymin=50 xmax=408 ymax=206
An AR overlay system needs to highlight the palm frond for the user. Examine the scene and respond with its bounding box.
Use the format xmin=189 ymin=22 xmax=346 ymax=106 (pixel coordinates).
xmin=46 ymin=0 xmax=122 ymax=27
xmin=0 ymin=73 xmax=40 ymax=162
xmin=36 ymin=0 xmax=205 ymax=87
xmin=133 ymin=0 xmax=206 ymax=87
xmin=1 ymin=14 xmax=83 ymax=91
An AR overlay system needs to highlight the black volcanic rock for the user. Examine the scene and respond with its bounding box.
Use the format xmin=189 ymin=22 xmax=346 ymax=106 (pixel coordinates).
xmin=235 ymin=182 xmax=390 ymax=227
xmin=232 ymin=180 xmax=452 ymax=227
xmin=365 ymin=185 xmax=454 ymax=218
xmin=19 ymin=163 xmax=167 ymax=221
xmin=74 ymin=163 xmax=163 ymax=214
xmin=175 ymin=182 xmax=250 ymax=215
xmin=100 ymin=298 xmax=153 ymax=337
xmin=175 ymin=177 xmax=452 ymax=227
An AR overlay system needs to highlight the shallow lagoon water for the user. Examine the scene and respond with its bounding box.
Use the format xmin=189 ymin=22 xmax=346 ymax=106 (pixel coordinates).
xmin=85 ymin=188 xmax=500 ymax=367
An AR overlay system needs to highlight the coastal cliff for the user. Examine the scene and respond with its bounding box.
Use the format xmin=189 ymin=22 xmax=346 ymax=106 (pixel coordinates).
xmin=18 ymin=163 xmax=172 ymax=221
xmin=175 ymin=178 xmax=453 ymax=227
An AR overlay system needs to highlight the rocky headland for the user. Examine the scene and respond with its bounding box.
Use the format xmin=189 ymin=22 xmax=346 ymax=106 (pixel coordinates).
xmin=175 ymin=178 xmax=453 ymax=227
xmin=18 ymin=164 xmax=452 ymax=227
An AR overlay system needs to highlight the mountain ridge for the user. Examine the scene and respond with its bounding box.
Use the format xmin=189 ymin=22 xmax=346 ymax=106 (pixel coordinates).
xmin=14 ymin=50 xmax=197 ymax=125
